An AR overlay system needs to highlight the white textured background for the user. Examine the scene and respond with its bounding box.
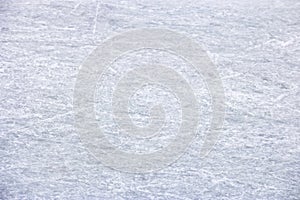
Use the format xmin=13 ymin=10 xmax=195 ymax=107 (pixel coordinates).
xmin=1 ymin=0 xmax=299 ymax=199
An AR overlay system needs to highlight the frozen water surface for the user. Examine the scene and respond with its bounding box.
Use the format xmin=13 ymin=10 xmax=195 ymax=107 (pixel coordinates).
xmin=1 ymin=0 xmax=299 ymax=199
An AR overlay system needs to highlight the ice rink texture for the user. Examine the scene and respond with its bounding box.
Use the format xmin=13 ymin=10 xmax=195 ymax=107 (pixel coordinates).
xmin=1 ymin=0 xmax=299 ymax=199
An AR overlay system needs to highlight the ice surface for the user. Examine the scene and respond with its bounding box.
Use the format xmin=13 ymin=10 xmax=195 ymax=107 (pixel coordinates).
xmin=1 ymin=0 xmax=299 ymax=199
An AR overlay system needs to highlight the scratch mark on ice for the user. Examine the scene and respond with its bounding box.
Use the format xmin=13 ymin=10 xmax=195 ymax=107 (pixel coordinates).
xmin=93 ymin=0 xmax=100 ymax=35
